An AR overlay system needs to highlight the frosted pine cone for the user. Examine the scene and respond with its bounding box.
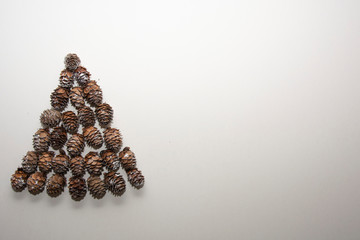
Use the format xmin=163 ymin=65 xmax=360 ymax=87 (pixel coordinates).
xmin=74 ymin=66 xmax=90 ymax=86
xmin=64 ymin=53 xmax=81 ymax=71
xmin=38 ymin=151 xmax=54 ymax=174
xmin=104 ymin=171 xmax=126 ymax=196
xmin=70 ymin=155 xmax=85 ymax=177
xmin=127 ymin=168 xmax=145 ymax=189
xmin=95 ymin=103 xmax=113 ymax=128
xmin=62 ymin=111 xmax=79 ymax=134
xmin=83 ymin=126 xmax=103 ymax=149
xmin=46 ymin=173 xmax=66 ymax=198
xmin=59 ymin=69 xmax=74 ymax=88
xmin=87 ymin=175 xmax=106 ymax=199
xmin=50 ymin=126 xmax=67 ymax=150
xmin=119 ymin=147 xmax=136 ymax=171
xmin=27 ymin=172 xmax=46 ymax=195
xmin=68 ymin=176 xmax=87 ymax=201
xmin=33 ymin=128 xmax=50 ymax=152
xmin=21 ymin=151 xmax=38 ymax=174
xmin=40 ymin=109 xmax=61 ymax=128
xmin=78 ymin=106 xmax=95 ymax=127
xmin=50 ymin=86 xmax=69 ymax=111
xmin=100 ymin=150 xmax=120 ymax=172
xmin=69 ymin=87 xmax=85 ymax=109
xmin=103 ymin=128 xmax=122 ymax=152
xmin=85 ymin=152 xmax=103 ymax=176
xmin=66 ymin=133 xmax=85 ymax=157
xmin=52 ymin=151 xmax=69 ymax=174
xmin=83 ymin=80 xmax=102 ymax=107
xmin=10 ymin=168 xmax=28 ymax=192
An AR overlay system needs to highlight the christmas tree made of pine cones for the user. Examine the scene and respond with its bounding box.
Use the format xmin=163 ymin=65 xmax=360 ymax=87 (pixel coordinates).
xmin=10 ymin=54 xmax=145 ymax=201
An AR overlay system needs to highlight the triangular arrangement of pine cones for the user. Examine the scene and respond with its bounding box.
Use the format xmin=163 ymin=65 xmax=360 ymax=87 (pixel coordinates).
xmin=10 ymin=54 xmax=145 ymax=201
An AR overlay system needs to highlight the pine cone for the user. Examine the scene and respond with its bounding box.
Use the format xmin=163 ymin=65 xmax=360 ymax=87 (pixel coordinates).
xmin=66 ymin=133 xmax=85 ymax=157
xmin=38 ymin=151 xmax=54 ymax=174
xmin=69 ymin=87 xmax=85 ymax=109
xmin=46 ymin=173 xmax=66 ymax=198
xmin=59 ymin=69 xmax=74 ymax=88
xmin=100 ymin=150 xmax=120 ymax=172
xmin=40 ymin=109 xmax=62 ymax=128
xmin=103 ymin=128 xmax=122 ymax=152
xmin=83 ymin=80 xmax=103 ymax=107
xmin=119 ymin=147 xmax=136 ymax=171
xmin=50 ymin=126 xmax=67 ymax=150
xmin=127 ymin=168 xmax=145 ymax=189
xmin=78 ymin=106 xmax=95 ymax=127
xmin=21 ymin=151 xmax=38 ymax=174
xmin=104 ymin=171 xmax=126 ymax=196
xmin=27 ymin=171 xmax=46 ymax=195
xmin=70 ymin=156 xmax=86 ymax=177
xmin=52 ymin=151 xmax=69 ymax=174
xmin=85 ymin=152 xmax=103 ymax=176
xmin=33 ymin=128 xmax=50 ymax=152
xmin=68 ymin=176 xmax=87 ymax=201
xmin=87 ymin=175 xmax=106 ymax=199
xmin=50 ymin=86 xmax=69 ymax=111
xmin=74 ymin=66 xmax=90 ymax=86
xmin=95 ymin=103 xmax=113 ymax=128
xmin=83 ymin=126 xmax=103 ymax=149
xmin=64 ymin=53 xmax=81 ymax=71
xmin=62 ymin=111 xmax=79 ymax=134
xmin=10 ymin=168 xmax=28 ymax=192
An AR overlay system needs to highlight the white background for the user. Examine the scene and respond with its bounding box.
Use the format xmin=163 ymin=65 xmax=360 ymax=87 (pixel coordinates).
xmin=0 ymin=0 xmax=359 ymax=239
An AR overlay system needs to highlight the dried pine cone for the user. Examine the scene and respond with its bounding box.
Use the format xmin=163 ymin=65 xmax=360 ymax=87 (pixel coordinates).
xmin=66 ymin=133 xmax=85 ymax=157
xmin=87 ymin=175 xmax=106 ymax=199
xmin=83 ymin=126 xmax=103 ymax=149
xmin=127 ymin=168 xmax=145 ymax=189
xmin=38 ymin=151 xmax=54 ymax=174
xmin=70 ymin=156 xmax=86 ymax=177
xmin=69 ymin=87 xmax=85 ymax=109
xmin=50 ymin=86 xmax=69 ymax=111
xmin=100 ymin=150 xmax=120 ymax=172
xmin=50 ymin=126 xmax=67 ymax=150
xmin=64 ymin=53 xmax=81 ymax=71
xmin=74 ymin=66 xmax=90 ymax=86
xmin=52 ymin=151 xmax=69 ymax=174
xmin=40 ymin=109 xmax=62 ymax=128
xmin=59 ymin=69 xmax=74 ymax=88
xmin=27 ymin=171 xmax=46 ymax=195
xmin=10 ymin=168 xmax=28 ymax=192
xmin=85 ymin=152 xmax=103 ymax=176
xmin=62 ymin=111 xmax=79 ymax=134
xmin=21 ymin=151 xmax=38 ymax=174
xmin=33 ymin=128 xmax=50 ymax=152
xmin=68 ymin=176 xmax=87 ymax=201
xmin=46 ymin=173 xmax=66 ymax=198
xmin=104 ymin=171 xmax=126 ymax=196
xmin=95 ymin=103 xmax=113 ymax=128
xmin=78 ymin=106 xmax=95 ymax=127
xmin=83 ymin=80 xmax=103 ymax=107
xmin=103 ymin=128 xmax=122 ymax=152
xmin=119 ymin=147 xmax=137 ymax=171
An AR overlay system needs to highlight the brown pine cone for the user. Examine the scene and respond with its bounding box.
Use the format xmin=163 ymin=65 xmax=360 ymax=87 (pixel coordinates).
xmin=52 ymin=151 xmax=69 ymax=174
xmin=119 ymin=147 xmax=137 ymax=171
xmin=50 ymin=86 xmax=69 ymax=111
xmin=103 ymin=128 xmax=122 ymax=152
xmin=50 ymin=126 xmax=67 ymax=150
xmin=95 ymin=103 xmax=113 ymax=128
xmin=66 ymin=133 xmax=85 ymax=157
xmin=74 ymin=66 xmax=90 ymax=86
xmin=62 ymin=111 xmax=79 ymax=134
xmin=21 ymin=151 xmax=38 ymax=174
xmin=38 ymin=151 xmax=54 ymax=174
xmin=85 ymin=152 xmax=103 ymax=176
xmin=69 ymin=87 xmax=85 ymax=109
xmin=127 ymin=168 xmax=145 ymax=189
xmin=83 ymin=80 xmax=103 ymax=107
xmin=70 ymin=156 xmax=86 ymax=177
xmin=33 ymin=128 xmax=50 ymax=152
xmin=59 ymin=69 xmax=74 ymax=88
xmin=40 ymin=109 xmax=62 ymax=128
xmin=83 ymin=126 xmax=103 ymax=149
xmin=46 ymin=173 xmax=66 ymax=198
xmin=27 ymin=172 xmax=46 ymax=195
xmin=78 ymin=106 xmax=95 ymax=127
xmin=100 ymin=150 xmax=120 ymax=172
xmin=87 ymin=175 xmax=106 ymax=199
xmin=64 ymin=53 xmax=81 ymax=71
xmin=68 ymin=176 xmax=87 ymax=201
xmin=104 ymin=171 xmax=126 ymax=196
xmin=10 ymin=168 xmax=28 ymax=192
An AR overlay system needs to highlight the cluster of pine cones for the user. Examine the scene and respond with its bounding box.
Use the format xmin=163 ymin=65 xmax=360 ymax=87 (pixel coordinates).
xmin=10 ymin=54 xmax=145 ymax=201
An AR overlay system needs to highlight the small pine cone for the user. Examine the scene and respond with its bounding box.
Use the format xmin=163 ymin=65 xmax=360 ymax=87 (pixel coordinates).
xmin=70 ymin=156 xmax=86 ymax=177
xmin=66 ymin=133 xmax=85 ymax=157
xmin=10 ymin=168 xmax=28 ymax=192
xmin=52 ymin=151 xmax=69 ymax=174
xmin=74 ymin=66 xmax=90 ymax=86
xmin=83 ymin=80 xmax=103 ymax=107
xmin=59 ymin=69 xmax=74 ymax=88
xmin=33 ymin=128 xmax=50 ymax=152
xmin=119 ymin=147 xmax=137 ymax=171
xmin=127 ymin=168 xmax=145 ymax=189
xmin=103 ymin=128 xmax=122 ymax=152
xmin=69 ymin=87 xmax=85 ymax=109
xmin=38 ymin=151 xmax=54 ymax=174
xmin=83 ymin=126 xmax=103 ymax=149
xmin=50 ymin=126 xmax=67 ymax=150
xmin=62 ymin=111 xmax=79 ymax=134
xmin=100 ymin=150 xmax=120 ymax=172
xmin=27 ymin=171 xmax=46 ymax=195
xmin=40 ymin=109 xmax=62 ymax=128
xmin=46 ymin=173 xmax=66 ymax=198
xmin=21 ymin=151 xmax=38 ymax=174
xmin=85 ymin=152 xmax=103 ymax=176
xmin=50 ymin=86 xmax=69 ymax=111
xmin=78 ymin=106 xmax=95 ymax=127
xmin=87 ymin=175 xmax=106 ymax=199
xmin=104 ymin=171 xmax=126 ymax=196
xmin=95 ymin=103 xmax=113 ymax=128
xmin=68 ymin=176 xmax=87 ymax=201
xmin=64 ymin=53 xmax=81 ymax=71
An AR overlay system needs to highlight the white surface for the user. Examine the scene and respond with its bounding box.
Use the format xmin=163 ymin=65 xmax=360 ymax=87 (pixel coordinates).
xmin=0 ymin=0 xmax=360 ymax=239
